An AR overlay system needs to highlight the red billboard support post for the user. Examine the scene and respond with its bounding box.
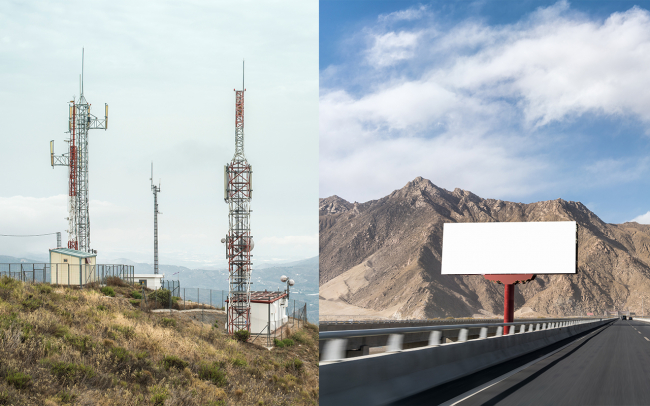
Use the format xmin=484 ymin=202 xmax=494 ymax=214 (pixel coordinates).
xmin=484 ymin=274 xmax=535 ymax=335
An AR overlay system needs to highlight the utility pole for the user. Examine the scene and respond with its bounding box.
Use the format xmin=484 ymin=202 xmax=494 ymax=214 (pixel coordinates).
xmin=151 ymin=163 xmax=161 ymax=274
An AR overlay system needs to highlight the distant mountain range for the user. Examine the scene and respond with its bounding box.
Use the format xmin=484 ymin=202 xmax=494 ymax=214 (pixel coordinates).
xmin=0 ymin=254 xmax=319 ymax=323
xmin=320 ymin=177 xmax=650 ymax=319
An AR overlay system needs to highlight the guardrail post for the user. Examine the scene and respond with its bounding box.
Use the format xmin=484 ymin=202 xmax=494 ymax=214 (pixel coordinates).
xmin=508 ymin=325 xmax=516 ymax=335
xmin=519 ymin=325 xmax=525 ymax=334
xmin=535 ymin=323 xmax=540 ymax=331
xmin=428 ymin=330 xmax=442 ymax=346
xmin=321 ymin=339 xmax=347 ymax=362
xmin=527 ymin=324 xmax=533 ymax=332
xmin=479 ymin=327 xmax=488 ymax=339
xmin=458 ymin=328 xmax=468 ymax=342
xmin=387 ymin=334 xmax=403 ymax=352
xmin=496 ymin=326 xmax=503 ymax=337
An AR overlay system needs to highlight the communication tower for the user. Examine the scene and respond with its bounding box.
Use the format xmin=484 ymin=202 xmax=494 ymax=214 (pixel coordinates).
xmin=151 ymin=163 xmax=161 ymax=274
xmin=224 ymin=62 xmax=254 ymax=334
xmin=50 ymin=49 xmax=108 ymax=253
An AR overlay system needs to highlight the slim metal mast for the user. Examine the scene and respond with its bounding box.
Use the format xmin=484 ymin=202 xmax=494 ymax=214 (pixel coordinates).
xmin=51 ymin=48 xmax=108 ymax=253
xmin=151 ymin=162 xmax=161 ymax=274
xmin=225 ymin=60 xmax=254 ymax=334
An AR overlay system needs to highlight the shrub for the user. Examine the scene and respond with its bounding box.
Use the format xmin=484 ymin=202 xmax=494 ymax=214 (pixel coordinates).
xmin=100 ymin=286 xmax=115 ymax=297
xmin=21 ymin=295 xmax=43 ymax=311
xmin=105 ymin=276 xmax=129 ymax=287
xmin=291 ymin=330 xmax=311 ymax=344
xmin=6 ymin=370 xmax=31 ymax=389
xmin=37 ymin=284 xmax=53 ymax=294
xmin=198 ymin=362 xmax=227 ymax=386
xmin=161 ymin=318 xmax=176 ymax=328
xmin=58 ymin=391 xmax=76 ymax=403
xmin=44 ymin=360 xmax=95 ymax=383
xmin=282 ymin=338 xmax=294 ymax=347
xmin=287 ymin=358 xmax=303 ymax=371
xmin=148 ymin=289 xmax=177 ymax=307
xmin=111 ymin=325 xmax=135 ymax=339
xmin=129 ymin=299 xmax=140 ymax=307
xmin=130 ymin=291 xmax=143 ymax=299
xmin=53 ymin=324 xmax=69 ymax=338
xmin=110 ymin=346 xmax=130 ymax=363
xmin=234 ymin=329 xmax=250 ymax=342
xmin=64 ymin=333 xmax=93 ymax=354
xmin=96 ymin=304 xmax=107 ymax=311
xmin=231 ymin=356 xmax=247 ymax=367
xmin=213 ymin=320 xmax=219 ymax=329
xmin=161 ymin=355 xmax=188 ymax=370
xmin=274 ymin=338 xmax=284 ymax=348
xmin=149 ymin=384 xmax=168 ymax=406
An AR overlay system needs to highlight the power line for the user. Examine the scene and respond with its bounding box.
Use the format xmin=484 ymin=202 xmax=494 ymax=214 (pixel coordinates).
xmin=0 ymin=233 xmax=59 ymax=237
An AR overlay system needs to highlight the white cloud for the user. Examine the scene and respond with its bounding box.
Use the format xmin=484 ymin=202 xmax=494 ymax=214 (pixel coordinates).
xmin=632 ymin=211 xmax=650 ymax=224
xmin=366 ymin=31 xmax=421 ymax=67
xmin=378 ymin=5 xmax=429 ymax=23
xmin=321 ymin=2 xmax=650 ymax=203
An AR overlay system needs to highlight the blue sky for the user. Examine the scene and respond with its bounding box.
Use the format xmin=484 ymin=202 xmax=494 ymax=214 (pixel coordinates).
xmin=320 ymin=0 xmax=650 ymax=225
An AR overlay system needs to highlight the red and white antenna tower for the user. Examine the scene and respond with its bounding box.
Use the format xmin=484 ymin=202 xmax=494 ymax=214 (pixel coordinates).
xmin=50 ymin=49 xmax=108 ymax=253
xmin=224 ymin=61 xmax=254 ymax=334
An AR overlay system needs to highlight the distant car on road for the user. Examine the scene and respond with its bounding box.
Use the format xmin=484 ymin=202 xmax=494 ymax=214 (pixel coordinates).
xmin=622 ymin=316 xmax=627 ymax=320
xmin=629 ymin=317 xmax=633 ymax=320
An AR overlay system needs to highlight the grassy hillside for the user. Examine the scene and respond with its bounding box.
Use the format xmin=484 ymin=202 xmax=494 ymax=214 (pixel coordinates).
xmin=0 ymin=276 xmax=318 ymax=405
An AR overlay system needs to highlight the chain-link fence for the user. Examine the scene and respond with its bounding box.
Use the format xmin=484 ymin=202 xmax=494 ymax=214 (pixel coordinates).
xmin=0 ymin=263 xmax=134 ymax=288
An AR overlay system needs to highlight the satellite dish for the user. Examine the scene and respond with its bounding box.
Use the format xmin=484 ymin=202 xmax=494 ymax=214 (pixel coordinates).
xmin=248 ymin=238 xmax=255 ymax=251
xmin=280 ymin=275 xmax=288 ymax=282
xmin=288 ymin=279 xmax=295 ymax=286
xmin=220 ymin=238 xmax=226 ymax=243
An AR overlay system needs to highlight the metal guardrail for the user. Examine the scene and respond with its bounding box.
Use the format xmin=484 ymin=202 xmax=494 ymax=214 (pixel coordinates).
xmin=320 ymin=317 xmax=611 ymax=361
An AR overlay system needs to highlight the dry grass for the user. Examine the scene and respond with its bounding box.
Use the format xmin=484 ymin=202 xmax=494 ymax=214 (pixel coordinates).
xmin=0 ymin=276 xmax=318 ymax=405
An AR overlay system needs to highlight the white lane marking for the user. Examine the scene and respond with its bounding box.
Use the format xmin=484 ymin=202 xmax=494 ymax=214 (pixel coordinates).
xmin=645 ymin=337 xmax=649 ymax=341
xmin=440 ymin=322 xmax=612 ymax=406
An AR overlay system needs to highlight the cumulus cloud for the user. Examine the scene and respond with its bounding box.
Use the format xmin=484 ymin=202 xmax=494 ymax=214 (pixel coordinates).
xmin=632 ymin=211 xmax=650 ymax=224
xmin=320 ymin=2 xmax=650 ymax=203
xmin=366 ymin=31 xmax=422 ymax=67
xmin=378 ymin=5 xmax=429 ymax=23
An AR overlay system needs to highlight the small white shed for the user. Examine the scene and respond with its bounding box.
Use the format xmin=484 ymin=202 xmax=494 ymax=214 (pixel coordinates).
xmin=226 ymin=291 xmax=289 ymax=334
xmin=134 ymin=274 xmax=165 ymax=290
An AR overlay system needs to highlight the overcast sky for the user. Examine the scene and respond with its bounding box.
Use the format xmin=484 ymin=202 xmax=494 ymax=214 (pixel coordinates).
xmin=0 ymin=0 xmax=318 ymax=268
xmin=320 ymin=0 xmax=650 ymax=225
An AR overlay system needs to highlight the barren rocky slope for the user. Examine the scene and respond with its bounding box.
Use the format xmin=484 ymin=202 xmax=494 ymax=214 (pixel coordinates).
xmin=319 ymin=177 xmax=650 ymax=318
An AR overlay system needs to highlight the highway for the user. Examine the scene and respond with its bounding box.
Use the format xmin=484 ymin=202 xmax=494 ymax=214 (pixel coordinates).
xmin=393 ymin=319 xmax=650 ymax=406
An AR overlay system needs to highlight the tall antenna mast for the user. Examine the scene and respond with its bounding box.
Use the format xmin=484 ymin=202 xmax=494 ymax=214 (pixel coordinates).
xmin=151 ymin=162 xmax=161 ymax=274
xmin=225 ymin=60 xmax=254 ymax=335
xmin=50 ymin=48 xmax=109 ymax=253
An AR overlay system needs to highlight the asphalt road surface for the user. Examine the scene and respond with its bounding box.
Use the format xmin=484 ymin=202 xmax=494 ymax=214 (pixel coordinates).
xmin=393 ymin=319 xmax=650 ymax=406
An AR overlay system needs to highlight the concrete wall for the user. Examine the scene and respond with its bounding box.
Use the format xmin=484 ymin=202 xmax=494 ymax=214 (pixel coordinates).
xmin=320 ymin=319 xmax=613 ymax=406
xmin=250 ymin=299 xmax=289 ymax=335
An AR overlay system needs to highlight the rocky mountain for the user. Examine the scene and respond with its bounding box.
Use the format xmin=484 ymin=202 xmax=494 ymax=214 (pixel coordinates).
xmin=319 ymin=177 xmax=650 ymax=319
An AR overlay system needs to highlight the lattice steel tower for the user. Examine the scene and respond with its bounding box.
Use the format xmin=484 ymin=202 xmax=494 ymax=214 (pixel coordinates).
xmin=151 ymin=163 xmax=161 ymax=274
xmin=50 ymin=49 xmax=108 ymax=253
xmin=224 ymin=62 xmax=254 ymax=334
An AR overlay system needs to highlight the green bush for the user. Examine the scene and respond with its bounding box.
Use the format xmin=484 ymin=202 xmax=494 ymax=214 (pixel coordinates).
xmin=198 ymin=362 xmax=227 ymax=386
xmin=213 ymin=320 xmax=219 ymax=329
xmin=37 ymin=284 xmax=53 ymax=294
xmin=6 ymin=370 xmax=31 ymax=389
xmin=64 ymin=333 xmax=93 ymax=354
xmin=58 ymin=391 xmax=76 ymax=402
xmin=287 ymin=358 xmax=303 ymax=370
xmin=44 ymin=360 xmax=95 ymax=383
xmin=110 ymin=325 xmax=135 ymax=339
xmin=96 ymin=304 xmax=107 ymax=311
xmin=110 ymin=346 xmax=130 ymax=362
xmin=231 ymin=356 xmax=247 ymax=367
xmin=100 ymin=286 xmax=115 ymax=297
xmin=129 ymin=299 xmax=140 ymax=307
xmin=21 ymin=295 xmax=43 ymax=311
xmin=274 ymin=338 xmax=284 ymax=348
xmin=147 ymin=289 xmax=177 ymax=307
xmin=291 ymin=330 xmax=311 ymax=344
xmin=282 ymin=338 xmax=294 ymax=347
xmin=161 ymin=317 xmax=176 ymax=328
xmin=130 ymin=291 xmax=143 ymax=299
xmin=161 ymin=355 xmax=188 ymax=370
xmin=234 ymin=329 xmax=250 ymax=342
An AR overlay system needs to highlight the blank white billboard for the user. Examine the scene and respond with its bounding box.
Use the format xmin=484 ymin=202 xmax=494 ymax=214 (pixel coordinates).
xmin=441 ymin=221 xmax=577 ymax=275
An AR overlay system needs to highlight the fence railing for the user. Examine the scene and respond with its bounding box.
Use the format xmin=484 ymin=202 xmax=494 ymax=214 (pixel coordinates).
xmin=320 ymin=317 xmax=613 ymax=361
xmin=0 ymin=263 xmax=134 ymax=288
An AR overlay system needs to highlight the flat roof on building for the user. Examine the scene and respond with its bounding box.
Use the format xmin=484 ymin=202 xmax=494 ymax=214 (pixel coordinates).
xmin=133 ymin=274 xmax=165 ymax=278
xmin=49 ymin=248 xmax=97 ymax=259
